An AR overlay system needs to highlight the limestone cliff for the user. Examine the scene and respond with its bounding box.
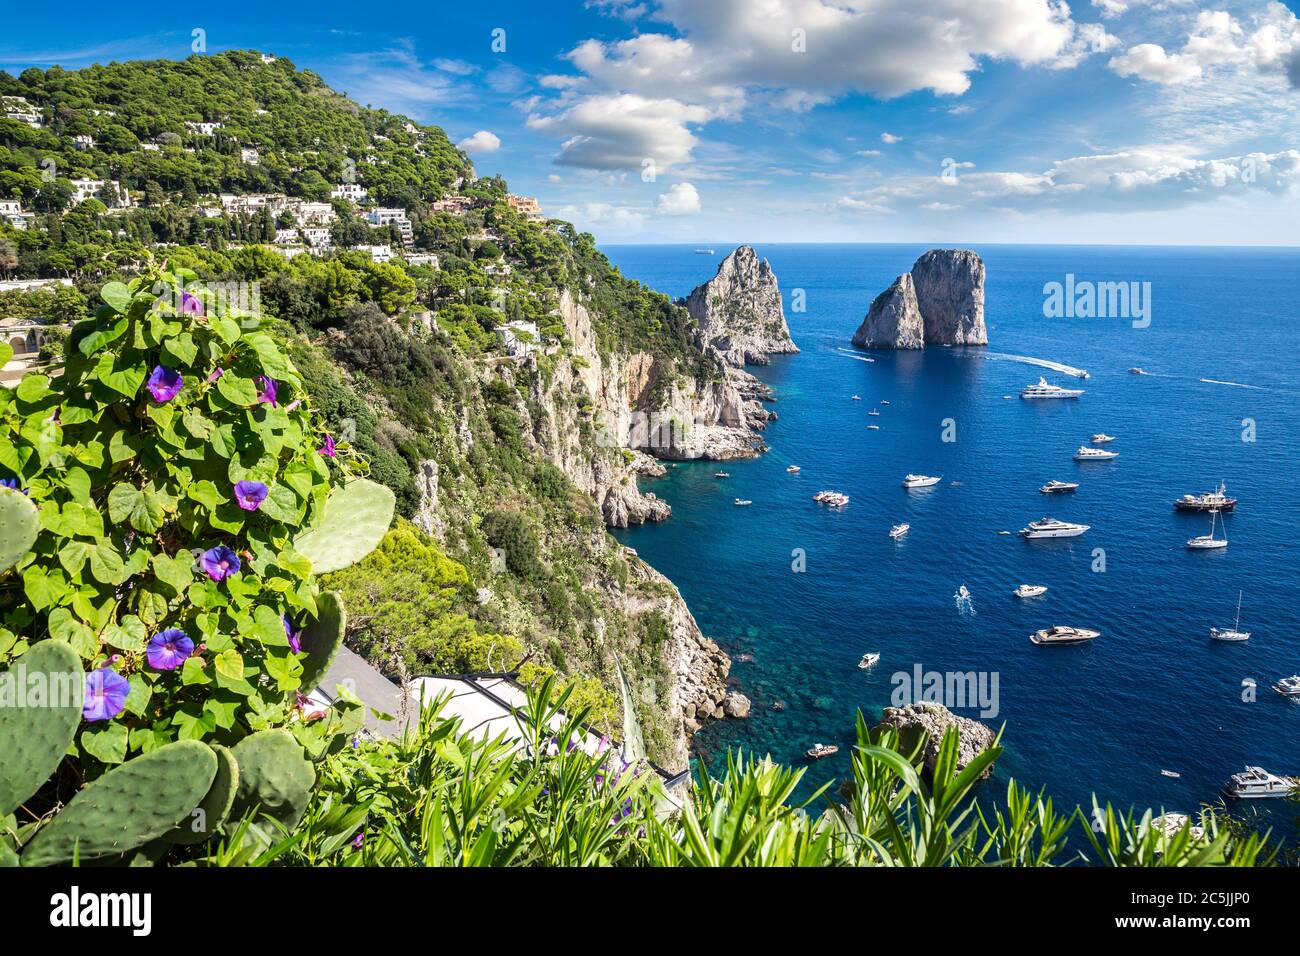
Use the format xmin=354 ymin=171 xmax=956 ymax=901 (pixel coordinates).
xmin=852 ymin=273 xmax=924 ymax=349
xmin=685 ymin=246 xmax=798 ymax=366
xmin=911 ymin=249 xmax=987 ymax=346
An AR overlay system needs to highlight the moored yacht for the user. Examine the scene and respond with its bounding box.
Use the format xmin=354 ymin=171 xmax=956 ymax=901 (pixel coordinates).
xmin=902 ymin=474 xmax=942 ymax=489
xmin=889 ymin=523 xmax=909 ymax=540
xmin=714 ymin=471 xmax=730 ymax=478
xmin=1174 ymin=481 xmax=1236 ymax=513
xmin=1040 ymin=480 xmax=1078 ymax=494
xmin=813 ymin=490 xmax=849 ymax=506
xmin=733 ymin=498 xmax=753 ymax=506
xmin=1074 ymin=446 xmax=1119 ymax=461
xmin=1223 ymin=767 xmax=1296 ymax=800
xmin=806 ymin=743 xmax=839 ymax=759
xmin=786 ymin=465 xmax=801 ymax=473
xmin=1187 ymin=509 xmax=1227 ymax=550
xmin=858 ymin=652 xmax=881 ymax=669
xmin=851 ymin=394 xmax=861 ymax=401
xmin=868 ymin=409 xmax=880 ymax=416
xmin=1020 ymin=517 xmax=1090 ymax=538
xmin=1273 ymin=676 xmax=1300 ymax=698
xmin=1209 ymin=591 xmax=1249 ymax=641
xmin=1014 ymin=584 xmax=1048 ymax=598
xmin=1021 ymin=377 xmax=1084 ymax=399
xmin=1031 ymin=625 xmax=1100 ymax=645
xmin=1091 ymin=433 xmax=1115 ymax=443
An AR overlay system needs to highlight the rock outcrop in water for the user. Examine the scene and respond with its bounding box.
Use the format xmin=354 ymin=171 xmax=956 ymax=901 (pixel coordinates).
xmin=852 ymin=273 xmax=924 ymax=349
xmin=873 ymin=702 xmax=997 ymax=779
xmin=854 ymin=249 xmax=987 ymax=349
xmin=685 ymin=245 xmax=798 ymax=366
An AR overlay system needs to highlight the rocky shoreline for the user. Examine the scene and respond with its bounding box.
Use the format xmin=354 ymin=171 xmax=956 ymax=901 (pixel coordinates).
xmin=853 ymin=249 xmax=987 ymax=349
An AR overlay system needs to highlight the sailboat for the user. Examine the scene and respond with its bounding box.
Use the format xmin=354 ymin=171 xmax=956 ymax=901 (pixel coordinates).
xmin=1186 ymin=508 xmax=1227 ymax=550
xmin=1210 ymin=591 xmax=1250 ymax=642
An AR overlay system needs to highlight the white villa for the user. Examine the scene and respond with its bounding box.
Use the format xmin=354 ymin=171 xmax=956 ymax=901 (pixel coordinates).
xmin=185 ymin=121 xmax=223 ymax=136
xmin=366 ymin=207 xmax=413 ymax=244
xmin=356 ymin=244 xmax=393 ymax=263
xmin=500 ymin=320 xmax=540 ymax=358
xmin=71 ymin=134 xmax=95 ymax=151
xmin=240 ymin=147 xmax=260 ymax=165
xmin=404 ymin=252 xmax=440 ymax=269
xmin=331 ymin=183 xmax=367 ymax=202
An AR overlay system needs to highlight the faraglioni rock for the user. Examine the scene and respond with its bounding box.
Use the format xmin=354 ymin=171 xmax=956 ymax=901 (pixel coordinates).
xmin=910 ymin=248 xmax=987 ymax=345
xmin=872 ymin=702 xmax=997 ymax=780
xmin=852 ymin=272 xmax=924 ymax=349
xmin=685 ymin=245 xmax=798 ymax=367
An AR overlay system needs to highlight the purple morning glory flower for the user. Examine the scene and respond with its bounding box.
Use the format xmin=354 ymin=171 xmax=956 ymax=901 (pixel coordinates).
xmin=233 ymin=480 xmax=268 ymax=511
xmin=0 ymin=478 xmax=25 ymax=494
xmin=201 ymin=545 xmax=241 ymax=582
xmin=146 ymin=628 xmax=194 ymax=671
xmin=256 ymin=376 xmax=278 ymax=406
xmin=283 ymin=614 xmax=302 ymax=653
xmin=207 ymin=367 xmax=224 ymax=383
xmin=82 ymin=668 xmax=130 ymax=722
xmin=319 ymin=434 xmax=336 ymax=458
xmin=352 ymin=830 xmax=364 ymax=849
xmin=180 ymin=291 xmax=205 ymax=316
xmin=146 ymin=365 xmax=183 ymax=403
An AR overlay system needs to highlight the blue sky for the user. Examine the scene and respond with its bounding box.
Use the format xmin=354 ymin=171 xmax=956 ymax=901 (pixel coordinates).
xmin=4 ymin=0 xmax=1300 ymax=245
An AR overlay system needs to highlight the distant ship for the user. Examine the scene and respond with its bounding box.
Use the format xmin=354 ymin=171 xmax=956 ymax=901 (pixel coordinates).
xmin=1020 ymin=517 xmax=1089 ymax=538
xmin=1040 ymin=480 xmax=1078 ymax=494
xmin=1031 ymin=625 xmax=1100 ymax=646
xmin=1021 ymin=378 xmax=1084 ymax=399
xmin=1074 ymin=446 xmax=1119 ymax=461
xmin=1174 ymin=481 xmax=1236 ymax=513
xmin=694 ymin=248 xmax=715 ymax=255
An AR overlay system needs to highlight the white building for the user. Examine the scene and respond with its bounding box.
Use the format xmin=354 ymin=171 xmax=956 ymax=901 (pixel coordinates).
xmin=430 ymin=196 xmax=473 ymax=215
xmin=331 ymin=183 xmax=367 ymax=202
xmin=71 ymin=134 xmax=95 ymax=151
xmin=483 ymin=262 xmax=513 ymax=277
xmin=366 ymin=207 xmax=413 ymax=245
xmin=185 ymin=121 xmax=223 ymax=136
xmin=274 ymin=228 xmax=300 ymax=245
xmin=240 ymin=147 xmax=260 ymax=165
xmin=356 ymin=244 xmax=393 ymax=263
xmin=404 ymin=253 xmax=440 ymax=269
xmin=0 ymin=200 xmax=31 ymax=231
xmin=500 ymin=320 xmax=539 ymax=358
xmin=301 ymin=227 xmax=332 ymax=249
xmin=290 ymin=201 xmax=336 ymax=226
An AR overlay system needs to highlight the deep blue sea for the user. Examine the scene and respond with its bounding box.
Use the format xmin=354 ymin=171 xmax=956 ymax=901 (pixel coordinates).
xmin=604 ymin=243 xmax=1300 ymax=837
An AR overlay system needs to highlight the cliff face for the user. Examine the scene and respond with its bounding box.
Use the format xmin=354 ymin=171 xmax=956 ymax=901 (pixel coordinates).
xmin=685 ymin=246 xmax=798 ymax=367
xmin=852 ymin=273 xmax=924 ymax=349
xmin=911 ymin=249 xmax=987 ymax=346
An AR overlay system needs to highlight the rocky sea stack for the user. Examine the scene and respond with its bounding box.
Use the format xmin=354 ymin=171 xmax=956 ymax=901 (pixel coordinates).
xmin=873 ymin=702 xmax=998 ymax=780
xmin=686 ymin=245 xmax=798 ymax=367
xmin=853 ymin=248 xmax=987 ymax=348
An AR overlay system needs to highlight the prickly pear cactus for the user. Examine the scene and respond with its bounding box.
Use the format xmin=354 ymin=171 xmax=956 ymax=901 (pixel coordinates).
xmin=0 ymin=486 xmax=39 ymax=572
xmin=297 ymin=591 xmax=345 ymax=691
xmin=230 ymin=729 xmax=316 ymax=832
xmin=292 ymin=478 xmax=394 ymax=574
xmin=163 ymin=744 xmax=239 ymax=846
xmin=0 ymin=641 xmax=83 ymax=817
xmin=20 ymin=740 xmax=217 ymax=866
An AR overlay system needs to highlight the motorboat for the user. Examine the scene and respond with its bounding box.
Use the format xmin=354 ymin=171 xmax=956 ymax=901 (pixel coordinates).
xmin=880 ymin=400 xmax=891 ymax=405
xmin=1021 ymin=377 xmax=1084 ymax=399
xmin=786 ymin=465 xmax=801 ymax=474
xmin=858 ymin=652 xmax=881 ymax=669
xmin=1209 ymin=591 xmax=1249 ymax=641
xmin=851 ymin=395 xmax=861 ymax=401
xmin=714 ymin=471 xmax=730 ymax=478
xmin=806 ymin=743 xmax=839 ymax=759
xmin=1040 ymin=480 xmax=1078 ymax=494
xmin=1129 ymin=367 xmax=1146 ymax=375
xmin=1030 ymin=625 xmax=1100 ymax=646
xmin=1174 ymin=481 xmax=1236 ymax=513
xmin=889 ymin=523 xmax=909 ymax=540
xmin=1160 ymin=770 xmax=1181 ymax=779
xmin=1014 ymin=584 xmax=1048 ymax=598
xmin=1020 ymin=517 xmax=1089 ymax=538
xmin=1273 ymin=676 xmax=1300 ymax=698
xmin=902 ymin=474 xmax=942 ymax=489
xmin=1223 ymin=767 xmax=1296 ymax=800
xmin=1091 ymin=434 xmax=1115 ymax=444
xmin=813 ymin=491 xmax=849 ymax=506
xmin=734 ymin=498 xmax=753 ymax=506
xmin=1074 ymin=446 xmax=1118 ymax=461
xmin=867 ymin=424 xmax=881 ymax=430
xmin=1187 ymin=509 xmax=1227 ymax=550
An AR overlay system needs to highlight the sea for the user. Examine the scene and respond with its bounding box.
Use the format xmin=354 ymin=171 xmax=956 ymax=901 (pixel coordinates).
xmin=604 ymin=242 xmax=1300 ymax=842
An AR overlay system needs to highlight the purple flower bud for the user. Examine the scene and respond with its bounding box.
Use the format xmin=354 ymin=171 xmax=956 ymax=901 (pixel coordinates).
xmin=283 ymin=614 xmax=302 ymax=653
xmin=146 ymin=365 xmax=183 ymax=403
xmin=82 ymin=668 xmax=129 ymax=722
xmin=201 ymin=545 xmax=241 ymax=582
xmin=233 ymin=480 xmax=268 ymax=511
xmin=319 ymin=434 xmax=336 ymax=458
xmin=146 ymin=628 xmax=194 ymax=671
xmin=256 ymin=376 xmax=278 ymax=407
xmin=207 ymin=367 xmax=224 ymax=383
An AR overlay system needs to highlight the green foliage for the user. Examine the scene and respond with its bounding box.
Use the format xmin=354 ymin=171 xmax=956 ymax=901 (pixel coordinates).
xmin=0 ymin=641 xmax=81 ymax=816
xmin=0 ymin=486 xmax=38 ymax=571
xmin=293 ymin=478 xmax=395 ymax=574
xmin=480 ymin=508 xmax=544 ymax=582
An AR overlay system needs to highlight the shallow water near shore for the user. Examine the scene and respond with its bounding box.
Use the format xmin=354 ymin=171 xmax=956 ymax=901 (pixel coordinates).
xmin=606 ymin=242 xmax=1300 ymax=839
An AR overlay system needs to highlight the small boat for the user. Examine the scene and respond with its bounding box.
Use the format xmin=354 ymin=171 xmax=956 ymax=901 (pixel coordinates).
xmin=1223 ymin=767 xmax=1296 ymax=800
xmin=1187 ymin=509 xmax=1227 ymax=550
xmin=694 ymin=248 xmax=714 ymax=255
xmin=1273 ymin=676 xmax=1300 ymax=698
xmin=1209 ymin=590 xmax=1249 ymax=641
xmin=806 ymin=743 xmax=839 ymax=759
xmin=868 ymin=409 xmax=880 ymax=416
xmin=1040 ymin=480 xmax=1078 ymax=494
xmin=956 ymin=585 xmax=971 ymax=601
xmin=1020 ymin=517 xmax=1089 ymax=539
xmin=1021 ymin=378 xmax=1084 ymax=399
xmin=858 ymin=652 xmax=881 ymax=669
xmin=1031 ymin=625 xmax=1100 ymax=646
xmin=734 ymin=498 xmax=753 ymax=506
xmin=867 ymin=424 xmax=880 ymax=430
xmin=1129 ymin=367 xmax=1146 ymax=375
xmin=902 ymin=474 xmax=942 ymax=489
xmin=889 ymin=523 xmax=909 ymax=540
xmin=813 ymin=490 xmax=849 ymax=506
xmin=851 ymin=395 xmax=861 ymax=401
xmin=879 ymin=400 xmax=891 ymax=405
xmin=1013 ymin=584 xmax=1048 ymax=598
xmin=1074 ymin=446 xmax=1118 ymax=461
xmin=1174 ymin=481 xmax=1236 ymax=513
xmin=1160 ymin=770 xmax=1181 ymax=779
xmin=1091 ymin=434 xmax=1115 ymax=444
xmin=786 ymin=465 xmax=801 ymax=473
xmin=714 ymin=471 xmax=730 ymax=478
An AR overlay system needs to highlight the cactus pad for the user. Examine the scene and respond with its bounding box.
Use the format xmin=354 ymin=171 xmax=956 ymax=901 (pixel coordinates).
xmin=0 ymin=641 xmax=83 ymax=816
xmin=20 ymin=740 xmax=217 ymax=866
xmin=0 ymin=486 xmax=39 ymax=572
xmin=292 ymin=478 xmax=394 ymax=573
xmin=163 ymin=744 xmax=239 ymax=845
xmin=296 ymin=591 xmax=345 ymax=692
xmin=229 ymin=729 xmax=315 ymax=831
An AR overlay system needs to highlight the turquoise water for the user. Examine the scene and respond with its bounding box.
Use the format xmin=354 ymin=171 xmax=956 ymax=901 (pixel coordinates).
xmin=605 ymin=243 xmax=1300 ymax=830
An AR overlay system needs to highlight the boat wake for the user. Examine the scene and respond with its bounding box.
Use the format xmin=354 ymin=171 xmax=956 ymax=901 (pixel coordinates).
xmin=834 ymin=348 xmax=876 ymax=364
xmin=954 ymin=585 xmax=976 ymax=617
xmin=1199 ymin=378 xmax=1266 ymax=390
xmin=983 ymin=351 xmax=1089 ymax=379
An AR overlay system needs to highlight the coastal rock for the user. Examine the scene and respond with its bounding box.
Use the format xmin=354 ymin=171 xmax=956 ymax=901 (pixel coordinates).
xmin=873 ymin=702 xmax=997 ymax=780
xmin=685 ymin=246 xmax=798 ymax=367
xmin=723 ymin=692 xmax=752 ymax=719
xmin=910 ymin=249 xmax=987 ymax=346
xmin=852 ymin=273 xmax=924 ymax=349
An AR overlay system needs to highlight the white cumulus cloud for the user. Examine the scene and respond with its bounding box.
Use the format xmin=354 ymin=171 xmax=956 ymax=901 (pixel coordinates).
xmin=457 ymin=130 xmax=501 ymax=154
xmin=655 ymin=182 xmax=702 ymax=215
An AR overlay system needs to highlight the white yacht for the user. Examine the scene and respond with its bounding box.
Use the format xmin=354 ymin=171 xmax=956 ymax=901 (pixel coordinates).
xmin=1020 ymin=517 xmax=1090 ymax=538
xmin=902 ymin=474 xmax=942 ymax=489
xmin=851 ymin=395 xmax=861 ymax=401
xmin=1187 ymin=509 xmax=1227 ymax=550
xmin=734 ymin=498 xmax=753 ymax=507
xmin=1074 ymin=446 xmax=1119 ymax=461
xmin=1091 ymin=433 xmax=1115 ymax=444
xmin=1021 ymin=377 xmax=1084 ymax=399
xmin=1031 ymin=625 xmax=1101 ymax=646
xmin=1273 ymin=676 xmax=1300 ymax=698
xmin=1014 ymin=584 xmax=1048 ymax=598
xmin=786 ymin=465 xmax=801 ymax=474
xmin=889 ymin=523 xmax=909 ymax=540
xmin=1040 ymin=480 xmax=1079 ymax=494
xmin=858 ymin=652 xmax=881 ymax=669
xmin=868 ymin=409 xmax=880 ymax=416
xmin=867 ymin=424 xmax=881 ymax=430
xmin=1223 ymin=767 xmax=1296 ymax=800
xmin=1210 ymin=591 xmax=1249 ymax=641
